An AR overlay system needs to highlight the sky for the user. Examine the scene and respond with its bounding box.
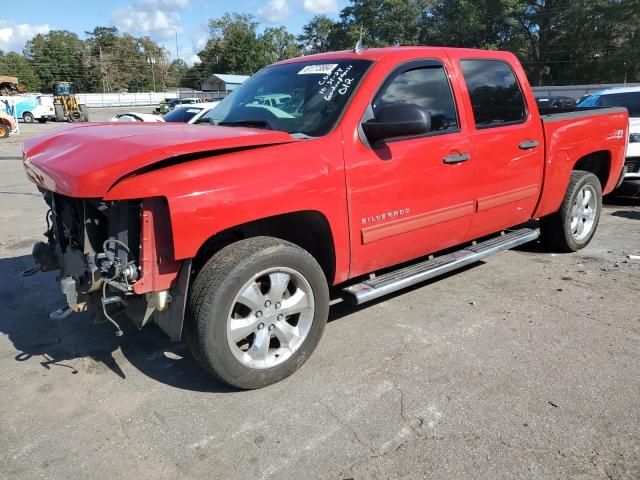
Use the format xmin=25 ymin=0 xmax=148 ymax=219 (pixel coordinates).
xmin=0 ymin=0 xmax=347 ymax=64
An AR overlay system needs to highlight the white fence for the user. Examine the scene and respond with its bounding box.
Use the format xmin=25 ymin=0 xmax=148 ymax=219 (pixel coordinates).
xmin=74 ymin=91 xmax=227 ymax=107
xmin=76 ymin=92 xmax=178 ymax=108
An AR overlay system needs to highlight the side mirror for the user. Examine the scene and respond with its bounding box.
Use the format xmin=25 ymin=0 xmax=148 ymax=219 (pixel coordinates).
xmin=362 ymin=103 xmax=431 ymax=145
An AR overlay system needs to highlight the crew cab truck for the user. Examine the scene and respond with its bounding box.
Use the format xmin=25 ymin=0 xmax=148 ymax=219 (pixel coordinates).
xmin=22 ymin=47 xmax=627 ymax=389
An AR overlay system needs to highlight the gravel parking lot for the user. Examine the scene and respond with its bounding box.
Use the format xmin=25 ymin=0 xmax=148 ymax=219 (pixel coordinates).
xmin=1 ymin=108 xmax=639 ymax=479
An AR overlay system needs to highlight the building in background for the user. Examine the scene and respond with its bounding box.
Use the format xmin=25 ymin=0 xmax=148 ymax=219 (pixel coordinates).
xmin=200 ymin=74 xmax=250 ymax=98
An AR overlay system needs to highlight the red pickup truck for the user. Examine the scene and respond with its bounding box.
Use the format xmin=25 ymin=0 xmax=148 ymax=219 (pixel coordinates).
xmin=23 ymin=47 xmax=628 ymax=388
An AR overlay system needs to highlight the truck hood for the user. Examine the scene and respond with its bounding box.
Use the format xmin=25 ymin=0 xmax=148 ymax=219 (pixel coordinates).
xmin=23 ymin=122 xmax=295 ymax=197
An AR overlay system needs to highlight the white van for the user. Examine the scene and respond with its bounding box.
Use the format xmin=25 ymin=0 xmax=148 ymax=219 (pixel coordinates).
xmin=16 ymin=95 xmax=56 ymax=123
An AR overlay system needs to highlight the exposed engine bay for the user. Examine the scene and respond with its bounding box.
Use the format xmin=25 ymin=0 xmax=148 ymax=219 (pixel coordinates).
xmin=28 ymin=190 xmax=186 ymax=338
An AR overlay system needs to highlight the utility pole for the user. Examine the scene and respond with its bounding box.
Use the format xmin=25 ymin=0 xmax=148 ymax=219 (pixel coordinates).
xmin=147 ymin=56 xmax=156 ymax=92
xmin=175 ymin=29 xmax=180 ymax=61
xmin=623 ymin=62 xmax=628 ymax=87
xmin=99 ymin=46 xmax=105 ymax=93
xmin=175 ymin=29 xmax=180 ymax=99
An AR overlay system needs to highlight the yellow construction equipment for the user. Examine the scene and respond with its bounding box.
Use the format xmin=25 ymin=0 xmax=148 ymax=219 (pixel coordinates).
xmin=52 ymin=81 xmax=89 ymax=122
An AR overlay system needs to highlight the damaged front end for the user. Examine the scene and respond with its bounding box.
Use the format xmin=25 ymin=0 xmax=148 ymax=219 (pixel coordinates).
xmin=27 ymin=192 xmax=190 ymax=339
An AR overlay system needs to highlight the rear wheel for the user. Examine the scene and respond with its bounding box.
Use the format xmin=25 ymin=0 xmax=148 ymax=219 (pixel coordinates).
xmin=22 ymin=112 xmax=34 ymax=123
xmin=0 ymin=124 xmax=9 ymax=139
xmin=185 ymin=236 xmax=329 ymax=389
xmin=68 ymin=110 xmax=82 ymax=122
xmin=79 ymin=105 xmax=89 ymax=122
xmin=540 ymin=170 xmax=602 ymax=252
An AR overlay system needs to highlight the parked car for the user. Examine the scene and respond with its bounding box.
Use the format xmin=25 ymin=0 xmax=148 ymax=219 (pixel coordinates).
xmin=163 ymin=102 xmax=219 ymax=123
xmin=251 ymin=94 xmax=293 ymax=108
xmin=535 ymin=95 xmax=576 ymax=112
xmin=156 ymin=99 xmax=169 ymax=114
xmin=185 ymin=102 xmax=222 ymax=124
xmin=155 ymin=98 xmax=203 ymax=114
xmin=23 ymin=47 xmax=627 ymax=389
xmin=578 ymin=86 xmax=640 ymax=196
xmin=155 ymin=99 xmax=171 ymax=114
xmin=14 ymin=95 xmax=56 ymax=123
xmin=110 ymin=112 xmax=164 ymax=123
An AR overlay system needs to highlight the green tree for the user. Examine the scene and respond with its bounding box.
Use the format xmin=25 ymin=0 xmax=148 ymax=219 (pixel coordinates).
xmin=504 ymin=0 xmax=639 ymax=85
xmin=419 ymin=0 xmax=639 ymax=85
xmin=168 ymin=59 xmax=189 ymax=87
xmin=420 ymin=0 xmax=517 ymax=50
xmin=338 ymin=0 xmax=423 ymax=48
xmin=181 ymin=62 xmax=207 ymax=89
xmin=199 ymin=13 xmax=265 ymax=75
xmin=260 ymin=27 xmax=300 ymax=64
xmin=297 ymin=15 xmax=340 ymax=54
xmin=0 ymin=51 xmax=40 ymax=91
xmin=23 ymin=30 xmax=87 ymax=92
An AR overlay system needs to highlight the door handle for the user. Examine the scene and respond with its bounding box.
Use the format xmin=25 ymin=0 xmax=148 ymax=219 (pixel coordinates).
xmin=443 ymin=153 xmax=471 ymax=164
xmin=519 ymin=140 xmax=540 ymax=150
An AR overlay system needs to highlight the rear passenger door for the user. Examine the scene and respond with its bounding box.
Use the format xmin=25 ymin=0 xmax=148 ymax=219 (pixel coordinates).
xmin=449 ymin=55 xmax=545 ymax=239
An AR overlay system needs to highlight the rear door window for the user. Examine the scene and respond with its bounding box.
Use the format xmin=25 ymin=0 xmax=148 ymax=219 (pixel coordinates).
xmin=460 ymin=60 xmax=527 ymax=128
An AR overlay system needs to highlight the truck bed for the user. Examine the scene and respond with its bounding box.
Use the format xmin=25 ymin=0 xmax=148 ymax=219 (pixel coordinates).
xmin=534 ymin=106 xmax=628 ymax=218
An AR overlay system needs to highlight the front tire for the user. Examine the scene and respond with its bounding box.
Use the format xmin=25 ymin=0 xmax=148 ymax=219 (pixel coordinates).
xmin=185 ymin=237 xmax=329 ymax=389
xmin=54 ymin=103 xmax=65 ymax=122
xmin=540 ymin=170 xmax=602 ymax=252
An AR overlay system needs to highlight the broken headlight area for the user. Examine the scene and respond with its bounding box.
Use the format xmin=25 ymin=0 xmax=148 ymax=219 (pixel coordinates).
xmin=28 ymin=191 xmax=147 ymax=335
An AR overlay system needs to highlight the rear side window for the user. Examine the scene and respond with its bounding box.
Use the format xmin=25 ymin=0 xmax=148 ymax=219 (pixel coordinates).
xmin=596 ymin=92 xmax=640 ymax=117
xmin=373 ymin=65 xmax=459 ymax=133
xmin=460 ymin=60 xmax=527 ymax=128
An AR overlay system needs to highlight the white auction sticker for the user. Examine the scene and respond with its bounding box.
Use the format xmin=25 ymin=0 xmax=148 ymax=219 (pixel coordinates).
xmin=298 ymin=64 xmax=338 ymax=75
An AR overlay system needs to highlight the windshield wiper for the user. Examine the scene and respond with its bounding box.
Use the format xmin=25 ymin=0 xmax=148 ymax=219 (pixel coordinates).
xmin=218 ymin=120 xmax=275 ymax=130
xmin=291 ymin=132 xmax=312 ymax=139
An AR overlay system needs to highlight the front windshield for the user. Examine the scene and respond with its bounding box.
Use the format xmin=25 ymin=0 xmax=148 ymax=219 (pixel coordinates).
xmin=54 ymin=83 xmax=73 ymax=96
xmin=200 ymin=59 xmax=372 ymax=136
xmin=577 ymin=95 xmax=600 ymax=107
xmin=164 ymin=106 xmax=203 ymax=122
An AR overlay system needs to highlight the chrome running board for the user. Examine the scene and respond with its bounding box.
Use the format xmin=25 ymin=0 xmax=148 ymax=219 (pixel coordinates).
xmin=342 ymin=228 xmax=540 ymax=305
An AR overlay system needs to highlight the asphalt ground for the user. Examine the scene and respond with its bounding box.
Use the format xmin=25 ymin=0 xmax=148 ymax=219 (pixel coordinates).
xmin=1 ymin=107 xmax=639 ymax=479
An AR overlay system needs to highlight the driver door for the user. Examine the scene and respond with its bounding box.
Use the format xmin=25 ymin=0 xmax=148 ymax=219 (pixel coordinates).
xmin=343 ymin=59 xmax=476 ymax=277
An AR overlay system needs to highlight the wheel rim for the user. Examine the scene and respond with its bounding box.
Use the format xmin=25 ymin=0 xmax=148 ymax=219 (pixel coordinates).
xmin=570 ymin=184 xmax=597 ymax=241
xmin=226 ymin=267 xmax=315 ymax=369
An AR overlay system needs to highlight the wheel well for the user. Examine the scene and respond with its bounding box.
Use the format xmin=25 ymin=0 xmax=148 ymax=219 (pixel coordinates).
xmin=573 ymin=151 xmax=611 ymax=189
xmin=194 ymin=211 xmax=337 ymax=283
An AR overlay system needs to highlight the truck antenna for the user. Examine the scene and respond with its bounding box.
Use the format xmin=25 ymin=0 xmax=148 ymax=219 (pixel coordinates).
xmin=354 ymin=26 xmax=365 ymax=53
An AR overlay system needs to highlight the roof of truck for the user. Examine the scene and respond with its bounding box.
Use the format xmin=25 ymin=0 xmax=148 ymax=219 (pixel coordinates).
xmin=277 ymin=46 xmax=516 ymax=65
